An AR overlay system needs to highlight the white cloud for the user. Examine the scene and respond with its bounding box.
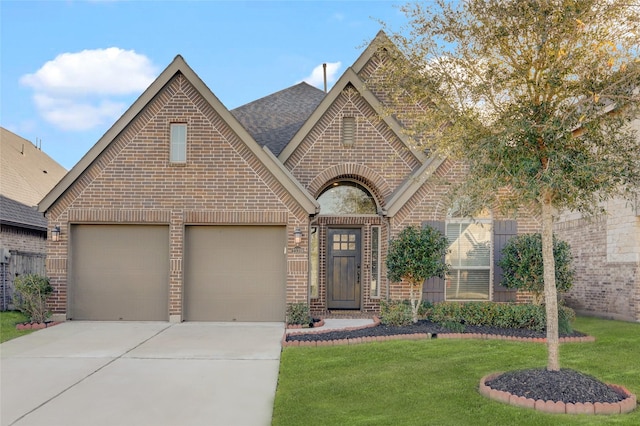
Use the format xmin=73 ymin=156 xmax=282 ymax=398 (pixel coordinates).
xmin=20 ymin=48 xmax=158 ymax=131
xmin=300 ymin=62 xmax=342 ymax=88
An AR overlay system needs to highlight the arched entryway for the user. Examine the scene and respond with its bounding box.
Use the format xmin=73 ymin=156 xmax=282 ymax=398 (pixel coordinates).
xmin=310 ymin=179 xmax=387 ymax=313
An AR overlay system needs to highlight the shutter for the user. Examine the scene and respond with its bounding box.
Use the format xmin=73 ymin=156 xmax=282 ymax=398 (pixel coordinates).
xmin=493 ymin=220 xmax=517 ymax=302
xmin=422 ymin=221 xmax=445 ymax=302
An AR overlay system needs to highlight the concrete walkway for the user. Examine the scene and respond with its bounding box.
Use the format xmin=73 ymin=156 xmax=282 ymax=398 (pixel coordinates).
xmin=286 ymin=318 xmax=376 ymax=334
xmin=1 ymin=321 xmax=284 ymax=426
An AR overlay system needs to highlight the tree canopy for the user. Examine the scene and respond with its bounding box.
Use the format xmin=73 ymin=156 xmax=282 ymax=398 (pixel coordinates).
xmin=382 ymin=0 xmax=640 ymax=370
xmin=386 ymin=225 xmax=449 ymax=323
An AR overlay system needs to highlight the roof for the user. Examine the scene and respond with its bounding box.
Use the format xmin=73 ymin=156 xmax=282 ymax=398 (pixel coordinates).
xmin=231 ymin=82 xmax=326 ymax=156
xmin=0 ymin=195 xmax=46 ymax=231
xmin=0 ymin=127 xmax=66 ymax=207
xmin=39 ymin=55 xmax=319 ymax=215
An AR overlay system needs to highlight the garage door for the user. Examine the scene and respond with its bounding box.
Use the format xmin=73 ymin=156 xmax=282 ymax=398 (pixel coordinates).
xmin=70 ymin=224 xmax=169 ymax=321
xmin=184 ymin=226 xmax=286 ymax=321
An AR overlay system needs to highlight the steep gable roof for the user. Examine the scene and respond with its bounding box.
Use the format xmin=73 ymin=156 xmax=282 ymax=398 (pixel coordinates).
xmin=231 ymin=82 xmax=325 ymax=156
xmin=0 ymin=127 xmax=66 ymax=207
xmin=278 ymin=67 xmax=427 ymax=164
xmin=39 ymin=55 xmax=318 ymax=214
xmin=352 ymin=30 xmax=393 ymax=74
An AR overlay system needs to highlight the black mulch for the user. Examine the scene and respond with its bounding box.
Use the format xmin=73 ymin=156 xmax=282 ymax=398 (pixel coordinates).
xmin=486 ymin=369 xmax=627 ymax=404
xmin=286 ymin=320 xmax=585 ymax=342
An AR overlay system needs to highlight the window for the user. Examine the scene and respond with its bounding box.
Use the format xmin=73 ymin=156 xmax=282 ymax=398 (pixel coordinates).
xmin=342 ymin=116 xmax=355 ymax=146
xmin=317 ymin=181 xmax=377 ymax=215
xmin=170 ymin=123 xmax=187 ymax=163
xmin=445 ymin=213 xmax=492 ymax=301
xmin=309 ymin=226 xmax=319 ymax=298
xmin=370 ymin=226 xmax=380 ymax=297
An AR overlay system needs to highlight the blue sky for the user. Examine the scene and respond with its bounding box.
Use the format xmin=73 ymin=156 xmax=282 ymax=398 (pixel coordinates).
xmin=1 ymin=0 xmax=409 ymax=169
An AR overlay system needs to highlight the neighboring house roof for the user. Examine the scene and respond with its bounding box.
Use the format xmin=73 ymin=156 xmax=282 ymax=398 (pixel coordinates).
xmin=0 ymin=127 xmax=66 ymax=207
xmin=0 ymin=195 xmax=46 ymax=231
xmin=231 ymin=82 xmax=326 ymax=156
xmin=38 ymin=55 xmax=319 ymax=215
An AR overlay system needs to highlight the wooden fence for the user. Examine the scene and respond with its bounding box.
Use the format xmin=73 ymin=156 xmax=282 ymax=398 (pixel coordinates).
xmin=0 ymin=250 xmax=46 ymax=311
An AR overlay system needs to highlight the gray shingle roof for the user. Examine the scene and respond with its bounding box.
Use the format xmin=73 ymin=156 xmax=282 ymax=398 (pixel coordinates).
xmin=0 ymin=195 xmax=47 ymax=230
xmin=231 ymin=82 xmax=326 ymax=155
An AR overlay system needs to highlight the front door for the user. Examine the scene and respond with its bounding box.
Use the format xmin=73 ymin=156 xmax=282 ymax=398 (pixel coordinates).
xmin=327 ymin=228 xmax=361 ymax=309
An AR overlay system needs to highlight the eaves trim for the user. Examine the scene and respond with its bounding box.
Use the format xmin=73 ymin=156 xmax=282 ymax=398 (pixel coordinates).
xmin=385 ymin=156 xmax=445 ymax=217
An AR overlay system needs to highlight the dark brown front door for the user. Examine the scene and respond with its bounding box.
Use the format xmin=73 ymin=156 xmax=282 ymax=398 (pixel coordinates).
xmin=327 ymin=228 xmax=361 ymax=309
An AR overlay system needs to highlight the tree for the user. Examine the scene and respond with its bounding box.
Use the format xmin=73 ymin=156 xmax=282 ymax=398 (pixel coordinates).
xmin=386 ymin=225 xmax=449 ymax=323
xmin=499 ymin=233 xmax=574 ymax=304
xmin=382 ymin=0 xmax=640 ymax=370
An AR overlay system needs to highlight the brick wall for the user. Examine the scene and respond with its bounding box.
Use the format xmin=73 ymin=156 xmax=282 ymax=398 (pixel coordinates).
xmin=1 ymin=226 xmax=46 ymax=253
xmin=45 ymin=73 xmax=310 ymax=320
xmin=555 ymin=208 xmax=640 ymax=322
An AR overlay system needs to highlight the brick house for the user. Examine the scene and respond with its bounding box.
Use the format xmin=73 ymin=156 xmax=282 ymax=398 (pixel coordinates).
xmin=1 ymin=127 xmax=66 ymax=309
xmin=554 ymin=118 xmax=640 ymax=322
xmin=39 ymin=32 xmax=542 ymax=322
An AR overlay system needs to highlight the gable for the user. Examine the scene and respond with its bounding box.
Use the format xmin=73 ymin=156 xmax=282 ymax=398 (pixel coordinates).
xmin=40 ymin=56 xmax=318 ymax=216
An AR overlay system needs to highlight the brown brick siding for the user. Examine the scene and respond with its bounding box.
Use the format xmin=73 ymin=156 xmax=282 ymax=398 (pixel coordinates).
xmin=1 ymin=226 xmax=46 ymax=253
xmin=285 ymin=85 xmax=421 ymax=196
xmin=46 ymin=73 xmax=310 ymax=319
xmin=555 ymin=217 xmax=640 ymax=322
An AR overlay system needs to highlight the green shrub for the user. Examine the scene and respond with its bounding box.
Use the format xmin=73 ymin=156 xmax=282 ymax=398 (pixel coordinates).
xmin=429 ymin=302 xmax=463 ymax=325
xmin=499 ymin=233 xmax=574 ymax=303
xmin=379 ymin=300 xmax=413 ymax=326
xmin=426 ymin=301 xmax=575 ymax=333
xmin=12 ymin=274 xmax=53 ymax=323
xmin=286 ymin=303 xmax=311 ymax=326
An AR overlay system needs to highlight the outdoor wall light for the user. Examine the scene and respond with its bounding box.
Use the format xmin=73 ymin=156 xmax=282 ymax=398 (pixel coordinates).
xmin=293 ymin=227 xmax=303 ymax=246
xmin=51 ymin=226 xmax=61 ymax=242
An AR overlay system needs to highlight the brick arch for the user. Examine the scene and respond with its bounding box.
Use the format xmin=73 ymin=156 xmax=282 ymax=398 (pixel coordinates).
xmin=308 ymin=163 xmax=391 ymax=208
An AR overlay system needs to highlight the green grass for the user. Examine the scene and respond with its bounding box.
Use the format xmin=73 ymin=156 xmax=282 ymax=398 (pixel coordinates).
xmin=273 ymin=316 xmax=640 ymax=425
xmin=0 ymin=311 xmax=34 ymax=343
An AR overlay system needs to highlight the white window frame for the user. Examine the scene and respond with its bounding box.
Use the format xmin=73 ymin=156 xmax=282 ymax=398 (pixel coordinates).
xmin=170 ymin=123 xmax=187 ymax=163
xmin=445 ymin=215 xmax=493 ymax=301
xmin=370 ymin=225 xmax=381 ymax=298
xmin=309 ymin=226 xmax=319 ymax=299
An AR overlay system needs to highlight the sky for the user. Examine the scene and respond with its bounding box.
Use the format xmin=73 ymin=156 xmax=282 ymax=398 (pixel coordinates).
xmin=1 ymin=0 xmax=410 ymax=170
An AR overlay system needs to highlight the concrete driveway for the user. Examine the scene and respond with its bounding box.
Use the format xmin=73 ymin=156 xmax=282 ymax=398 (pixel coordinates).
xmin=1 ymin=321 xmax=284 ymax=426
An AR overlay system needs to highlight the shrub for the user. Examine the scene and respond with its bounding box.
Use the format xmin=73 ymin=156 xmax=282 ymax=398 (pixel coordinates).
xmin=386 ymin=225 xmax=449 ymax=322
xmin=286 ymin=302 xmax=311 ymax=326
xmin=499 ymin=233 xmax=574 ymax=303
xmin=426 ymin=301 xmax=575 ymax=333
xmin=380 ymin=300 xmax=413 ymax=326
xmin=12 ymin=274 xmax=53 ymax=323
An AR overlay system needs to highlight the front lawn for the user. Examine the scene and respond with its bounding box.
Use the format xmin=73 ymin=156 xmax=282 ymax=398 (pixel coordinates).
xmin=0 ymin=311 xmax=34 ymax=343
xmin=273 ymin=316 xmax=639 ymax=425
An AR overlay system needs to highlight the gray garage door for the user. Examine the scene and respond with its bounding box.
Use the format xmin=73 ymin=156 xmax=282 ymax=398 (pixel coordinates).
xmin=184 ymin=225 xmax=286 ymax=321
xmin=70 ymin=224 xmax=169 ymax=321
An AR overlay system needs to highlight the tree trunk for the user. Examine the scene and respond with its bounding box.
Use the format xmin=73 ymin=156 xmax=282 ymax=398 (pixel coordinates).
xmin=410 ymin=281 xmax=422 ymax=323
xmin=541 ymin=198 xmax=560 ymax=371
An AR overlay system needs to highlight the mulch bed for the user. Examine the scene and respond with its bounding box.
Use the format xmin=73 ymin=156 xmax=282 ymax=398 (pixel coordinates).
xmin=486 ymin=369 xmax=625 ymax=404
xmin=285 ymin=319 xmax=587 ymax=342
